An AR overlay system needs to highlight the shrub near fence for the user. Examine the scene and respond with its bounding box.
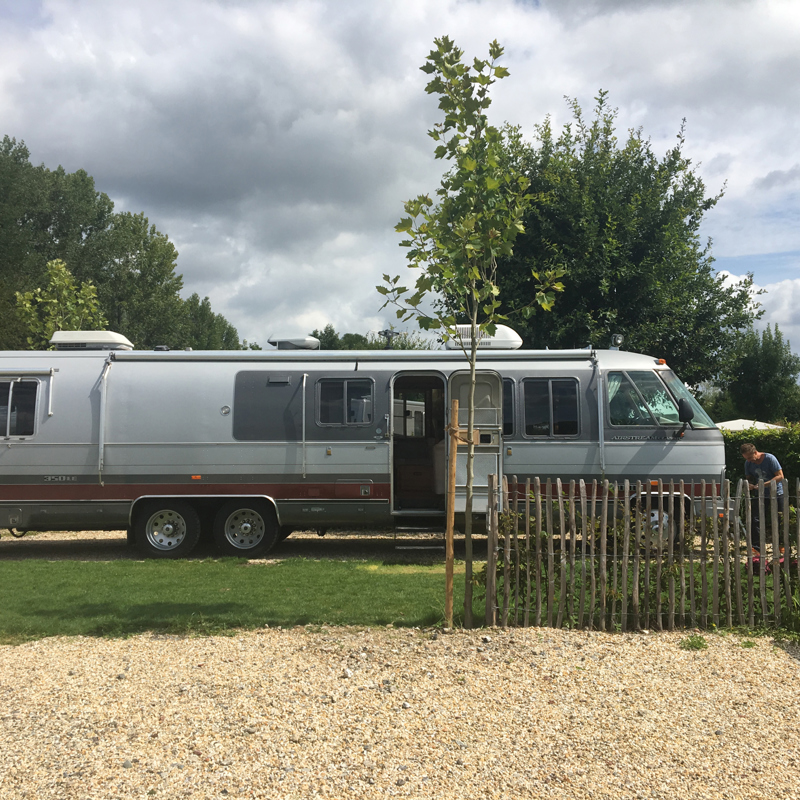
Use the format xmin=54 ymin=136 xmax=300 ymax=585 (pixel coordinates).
xmin=722 ymin=423 xmax=800 ymax=484
xmin=482 ymin=475 xmax=800 ymax=632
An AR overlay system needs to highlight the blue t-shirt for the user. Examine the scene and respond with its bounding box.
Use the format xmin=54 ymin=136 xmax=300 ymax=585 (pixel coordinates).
xmin=744 ymin=452 xmax=784 ymax=496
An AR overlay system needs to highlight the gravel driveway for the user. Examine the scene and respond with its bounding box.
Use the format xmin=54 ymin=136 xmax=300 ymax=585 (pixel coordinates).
xmin=1 ymin=532 xmax=799 ymax=799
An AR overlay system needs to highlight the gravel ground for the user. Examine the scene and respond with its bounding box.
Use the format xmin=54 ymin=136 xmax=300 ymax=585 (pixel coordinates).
xmin=1 ymin=532 xmax=800 ymax=799
xmin=1 ymin=626 xmax=800 ymax=799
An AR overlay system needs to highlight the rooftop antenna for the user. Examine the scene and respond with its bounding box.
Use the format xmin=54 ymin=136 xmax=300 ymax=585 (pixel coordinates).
xmin=378 ymin=329 xmax=402 ymax=350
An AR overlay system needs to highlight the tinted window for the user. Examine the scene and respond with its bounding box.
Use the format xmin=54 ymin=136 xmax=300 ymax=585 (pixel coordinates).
xmin=552 ymin=380 xmax=578 ymax=435
xmin=0 ymin=380 xmax=37 ymax=437
xmin=524 ymin=378 xmax=579 ymax=437
xmin=318 ymin=379 xmax=372 ymax=425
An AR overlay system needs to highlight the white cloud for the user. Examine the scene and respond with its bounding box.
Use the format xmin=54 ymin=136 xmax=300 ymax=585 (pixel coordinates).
xmin=1 ymin=0 xmax=799 ymax=344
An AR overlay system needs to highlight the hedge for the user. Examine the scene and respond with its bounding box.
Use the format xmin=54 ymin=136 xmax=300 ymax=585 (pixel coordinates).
xmin=722 ymin=423 xmax=800 ymax=488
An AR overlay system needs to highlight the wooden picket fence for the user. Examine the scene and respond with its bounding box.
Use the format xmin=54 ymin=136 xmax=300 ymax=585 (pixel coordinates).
xmin=484 ymin=476 xmax=800 ymax=631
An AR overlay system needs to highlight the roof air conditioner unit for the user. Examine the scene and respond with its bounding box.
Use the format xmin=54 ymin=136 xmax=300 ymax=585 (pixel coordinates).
xmin=49 ymin=331 xmax=134 ymax=351
xmin=444 ymin=325 xmax=523 ymax=350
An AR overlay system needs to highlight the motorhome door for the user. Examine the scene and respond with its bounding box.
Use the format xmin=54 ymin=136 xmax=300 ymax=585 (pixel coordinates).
xmin=448 ymin=370 xmax=503 ymax=514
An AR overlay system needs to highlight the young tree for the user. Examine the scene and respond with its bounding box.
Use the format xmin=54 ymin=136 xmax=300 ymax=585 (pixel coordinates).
xmin=15 ymin=259 xmax=107 ymax=349
xmin=704 ymin=325 xmax=800 ymax=423
xmin=494 ymin=94 xmax=758 ymax=386
xmin=378 ymin=37 xmax=562 ymax=626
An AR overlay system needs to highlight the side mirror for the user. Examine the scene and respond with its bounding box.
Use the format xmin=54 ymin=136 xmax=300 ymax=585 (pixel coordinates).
xmin=678 ymin=398 xmax=694 ymax=424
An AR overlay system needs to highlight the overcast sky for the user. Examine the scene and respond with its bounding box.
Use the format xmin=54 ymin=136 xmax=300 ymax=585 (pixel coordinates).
xmin=2 ymin=0 xmax=799 ymax=350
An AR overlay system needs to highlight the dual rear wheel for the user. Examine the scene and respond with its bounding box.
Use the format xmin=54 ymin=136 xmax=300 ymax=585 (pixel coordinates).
xmin=133 ymin=499 xmax=278 ymax=559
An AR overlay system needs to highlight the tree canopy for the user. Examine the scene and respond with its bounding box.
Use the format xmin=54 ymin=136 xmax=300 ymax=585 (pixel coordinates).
xmin=0 ymin=135 xmax=245 ymax=351
xmin=494 ymin=94 xmax=758 ymax=386
xmin=309 ymin=324 xmax=430 ymax=350
xmin=703 ymin=325 xmax=800 ymax=423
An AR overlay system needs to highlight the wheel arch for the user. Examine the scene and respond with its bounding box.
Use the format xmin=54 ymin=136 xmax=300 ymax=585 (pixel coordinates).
xmin=129 ymin=494 xmax=282 ymax=527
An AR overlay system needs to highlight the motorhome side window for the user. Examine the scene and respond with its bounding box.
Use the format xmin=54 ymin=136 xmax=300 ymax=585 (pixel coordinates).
xmin=318 ymin=379 xmax=373 ymax=425
xmin=0 ymin=380 xmax=37 ymax=437
xmin=523 ymin=378 xmax=578 ymax=437
xmin=608 ymin=370 xmax=680 ymax=426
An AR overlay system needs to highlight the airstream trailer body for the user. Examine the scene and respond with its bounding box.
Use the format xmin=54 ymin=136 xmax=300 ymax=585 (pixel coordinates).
xmin=0 ymin=331 xmax=723 ymax=557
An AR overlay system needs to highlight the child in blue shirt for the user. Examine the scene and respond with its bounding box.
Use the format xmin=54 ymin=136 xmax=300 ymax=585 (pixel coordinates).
xmin=741 ymin=442 xmax=784 ymax=554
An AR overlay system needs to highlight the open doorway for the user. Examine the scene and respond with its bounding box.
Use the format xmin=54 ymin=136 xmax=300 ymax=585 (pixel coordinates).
xmin=392 ymin=374 xmax=446 ymax=512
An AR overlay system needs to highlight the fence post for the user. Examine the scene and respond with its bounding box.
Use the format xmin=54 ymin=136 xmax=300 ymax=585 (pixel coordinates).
xmin=687 ymin=484 xmax=696 ymax=628
xmin=501 ymin=475 xmax=511 ymax=628
xmin=771 ymin=487 xmax=780 ymax=628
xmin=745 ymin=486 xmax=755 ymax=628
xmin=711 ymin=489 xmax=720 ymax=628
xmin=655 ymin=480 xmax=664 ymax=631
xmin=632 ymin=481 xmax=642 ymax=630
xmin=758 ymin=482 xmax=768 ymax=624
xmin=524 ymin=478 xmax=531 ymax=628
xmin=512 ymin=476 xmax=520 ymax=627
xmin=667 ymin=479 xmax=675 ymax=631
xmin=534 ymin=477 xmax=542 ymax=628
xmin=722 ymin=480 xmax=733 ymax=628
xmin=589 ymin=480 xmax=598 ymax=630
xmin=700 ymin=480 xmax=708 ymax=628
xmin=782 ymin=478 xmax=791 ymax=610
xmin=485 ymin=474 xmax=497 ymax=628
xmin=556 ymin=478 xmax=567 ymax=629
xmin=599 ymin=480 xmax=609 ymax=632
xmin=732 ymin=479 xmax=744 ymax=627
xmin=611 ymin=483 xmax=620 ymax=631
xmin=568 ymin=480 xmax=577 ymax=629
xmin=546 ymin=479 xmax=555 ymax=628
xmin=579 ymin=480 xmax=588 ymax=629
xmin=678 ymin=479 xmax=686 ymax=628
xmin=621 ymin=480 xmax=631 ymax=633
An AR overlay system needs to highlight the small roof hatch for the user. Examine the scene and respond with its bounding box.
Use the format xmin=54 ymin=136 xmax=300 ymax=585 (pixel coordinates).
xmin=49 ymin=330 xmax=134 ymax=351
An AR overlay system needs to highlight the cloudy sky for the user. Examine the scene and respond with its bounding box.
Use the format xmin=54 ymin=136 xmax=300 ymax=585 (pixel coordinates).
xmin=2 ymin=0 xmax=799 ymax=349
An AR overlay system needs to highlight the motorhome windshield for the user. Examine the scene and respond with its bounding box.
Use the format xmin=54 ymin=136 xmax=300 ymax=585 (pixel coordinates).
xmin=659 ymin=370 xmax=716 ymax=428
xmin=607 ymin=370 xmax=715 ymax=428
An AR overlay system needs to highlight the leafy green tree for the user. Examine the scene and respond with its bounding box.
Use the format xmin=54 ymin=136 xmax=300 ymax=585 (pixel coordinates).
xmin=704 ymin=325 xmax=800 ymax=423
xmin=379 ymin=37 xmax=562 ymax=626
xmin=180 ymin=293 xmax=242 ymax=350
xmin=309 ymin=325 xmax=431 ymax=350
xmin=15 ymin=259 xmax=107 ymax=349
xmin=0 ymin=136 xmax=241 ymax=351
xmin=494 ymin=94 xmax=758 ymax=386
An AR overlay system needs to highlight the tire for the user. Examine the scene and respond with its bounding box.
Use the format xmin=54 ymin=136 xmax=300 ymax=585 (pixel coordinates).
xmin=134 ymin=500 xmax=201 ymax=558
xmin=213 ymin=500 xmax=278 ymax=557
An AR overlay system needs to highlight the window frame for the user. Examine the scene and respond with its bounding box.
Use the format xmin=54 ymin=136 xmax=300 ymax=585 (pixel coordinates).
xmin=521 ymin=377 xmax=580 ymax=439
xmin=0 ymin=378 xmax=39 ymax=439
xmin=316 ymin=377 xmax=375 ymax=427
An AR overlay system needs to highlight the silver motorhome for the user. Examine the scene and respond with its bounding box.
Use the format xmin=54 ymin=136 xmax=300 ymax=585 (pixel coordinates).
xmin=0 ymin=330 xmax=723 ymax=557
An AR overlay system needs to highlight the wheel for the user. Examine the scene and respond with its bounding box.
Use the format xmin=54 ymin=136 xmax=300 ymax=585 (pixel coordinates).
xmin=213 ymin=500 xmax=278 ymax=557
xmin=632 ymin=495 xmax=683 ymax=552
xmin=134 ymin=501 xmax=201 ymax=558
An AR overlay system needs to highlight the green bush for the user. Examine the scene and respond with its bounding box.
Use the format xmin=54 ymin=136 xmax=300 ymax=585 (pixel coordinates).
xmin=722 ymin=424 xmax=800 ymax=489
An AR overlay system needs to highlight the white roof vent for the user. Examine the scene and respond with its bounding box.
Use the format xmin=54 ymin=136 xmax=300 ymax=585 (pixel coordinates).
xmin=267 ymin=336 xmax=321 ymax=351
xmin=49 ymin=330 xmax=134 ymax=351
xmin=444 ymin=324 xmax=523 ymax=350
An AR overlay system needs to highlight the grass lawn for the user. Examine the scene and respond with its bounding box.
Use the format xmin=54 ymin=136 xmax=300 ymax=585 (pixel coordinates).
xmin=0 ymin=557 xmax=482 ymax=643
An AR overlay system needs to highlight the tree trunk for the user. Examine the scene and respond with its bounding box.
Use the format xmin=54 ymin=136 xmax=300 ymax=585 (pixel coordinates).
xmin=463 ymin=305 xmax=479 ymax=627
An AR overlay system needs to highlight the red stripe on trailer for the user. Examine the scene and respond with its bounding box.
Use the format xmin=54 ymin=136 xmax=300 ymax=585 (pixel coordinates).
xmin=0 ymin=482 xmax=391 ymax=502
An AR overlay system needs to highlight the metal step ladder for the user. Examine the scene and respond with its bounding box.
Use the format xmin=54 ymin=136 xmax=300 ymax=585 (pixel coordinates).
xmin=393 ymin=523 xmax=447 ymax=550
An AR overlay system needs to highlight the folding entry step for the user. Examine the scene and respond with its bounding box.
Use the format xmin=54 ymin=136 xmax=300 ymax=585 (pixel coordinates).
xmin=393 ymin=522 xmax=446 ymax=551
